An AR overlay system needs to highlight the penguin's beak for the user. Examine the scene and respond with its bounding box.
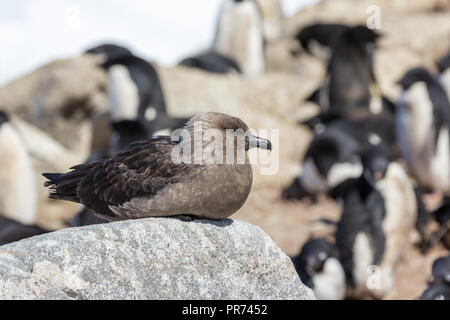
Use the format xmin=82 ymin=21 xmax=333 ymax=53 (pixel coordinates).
xmin=246 ymin=135 xmax=272 ymax=151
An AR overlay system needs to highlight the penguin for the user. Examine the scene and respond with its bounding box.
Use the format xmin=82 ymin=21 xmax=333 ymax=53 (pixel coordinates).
xmin=421 ymin=255 xmax=450 ymax=300
xmin=283 ymin=115 xmax=395 ymax=201
xmin=430 ymin=255 xmax=450 ymax=285
xmin=293 ymin=23 xmax=349 ymax=60
xmin=421 ymin=283 xmax=450 ymax=300
xmin=300 ymin=25 xmax=392 ymax=120
xmin=0 ymin=110 xmax=37 ymax=225
xmin=326 ymin=26 xmax=385 ymax=116
xmin=331 ymin=145 xmax=418 ymax=299
xmin=331 ymin=171 xmax=386 ymax=299
xmin=85 ymin=43 xmax=167 ymax=122
xmin=437 ymin=52 xmax=450 ymax=100
xmin=179 ymin=51 xmax=241 ymax=74
xmin=396 ymin=67 xmax=450 ymax=194
xmin=0 ymin=216 xmax=49 ymax=246
xmin=300 ymin=108 xmax=397 ymax=154
xmin=291 ymin=238 xmax=346 ymax=300
xmin=362 ymin=145 xmax=418 ymax=295
xmin=282 ymin=120 xmax=367 ymax=201
xmin=213 ymin=0 xmax=266 ymax=78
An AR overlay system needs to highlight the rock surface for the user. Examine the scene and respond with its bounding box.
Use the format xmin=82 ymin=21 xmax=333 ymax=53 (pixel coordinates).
xmin=0 ymin=218 xmax=314 ymax=300
xmin=0 ymin=55 xmax=107 ymax=154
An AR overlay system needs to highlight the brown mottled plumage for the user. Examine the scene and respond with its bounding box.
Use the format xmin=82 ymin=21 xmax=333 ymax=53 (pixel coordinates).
xmin=43 ymin=112 xmax=271 ymax=221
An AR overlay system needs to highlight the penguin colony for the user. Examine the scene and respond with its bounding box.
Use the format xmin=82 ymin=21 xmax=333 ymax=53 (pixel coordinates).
xmin=0 ymin=0 xmax=449 ymax=300
xmin=286 ymin=22 xmax=450 ymax=300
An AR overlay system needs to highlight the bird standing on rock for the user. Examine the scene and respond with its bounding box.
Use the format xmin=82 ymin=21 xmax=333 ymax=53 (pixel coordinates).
xmin=43 ymin=113 xmax=272 ymax=222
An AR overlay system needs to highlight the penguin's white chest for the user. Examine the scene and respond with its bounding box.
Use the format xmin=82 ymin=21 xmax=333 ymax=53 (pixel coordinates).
xmin=313 ymin=258 xmax=346 ymax=300
xmin=214 ymin=1 xmax=265 ymax=78
xmin=377 ymin=163 xmax=417 ymax=234
xmin=107 ymin=65 xmax=139 ymax=121
xmin=327 ymin=161 xmax=363 ymax=188
xmin=374 ymin=163 xmax=417 ymax=296
xmin=352 ymin=232 xmax=374 ymax=291
xmin=396 ymin=83 xmax=435 ymax=187
xmin=431 ymin=128 xmax=450 ymax=193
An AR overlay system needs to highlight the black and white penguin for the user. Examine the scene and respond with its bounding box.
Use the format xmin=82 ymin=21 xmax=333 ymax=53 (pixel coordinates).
xmin=282 ymin=116 xmax=394 ymax=200
xmin=421 ymin=282 xmax=450 ymax=300
xmin=421 ymin=255 xmax=450 ymax=300
xmin=0 ymin=216 xmax=48 ymax=246
xmin=85 ymin=43 xmax=167 ymax=122
xmin=0 ymin=110 xmax=37 ymax=226
xmin=300 ymin=108 xmax=397 ymax=155
xmin=326 ymin=26 xmax=385 ymax=116
xmin=282 ymin=121 xmax=366 ymax=200
xmin=293 ymin=23 xmax=349 ymax=60
xmin=300 ymin=25 xmax=393 ymax=120
xmin=331 ymin=172 xmax=386 ymax=299
xmin=396 ymin=67 xmax=450 ymax=194
xmin=213 ymin=0 xmax=265 ymax=78
xmin=332 ymin=145 xmax=417 ymax=299
xmin=179 ymin=51 xmax=241 ymax=74
xmin=291 ymin=238 xmax=346 ymax=300
xmin=437 ymin=52 xmax=450 ymax=100
xmin=430 ymin=255 xmax=450 ymax=285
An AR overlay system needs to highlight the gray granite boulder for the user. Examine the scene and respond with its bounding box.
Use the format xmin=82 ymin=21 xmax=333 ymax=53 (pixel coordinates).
xmin=0 ymin=218 xmax=314 ymax=300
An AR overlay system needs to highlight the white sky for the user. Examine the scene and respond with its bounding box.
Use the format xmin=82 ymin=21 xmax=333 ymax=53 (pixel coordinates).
xmin=0 ymin=0 xmax=318 ymax=85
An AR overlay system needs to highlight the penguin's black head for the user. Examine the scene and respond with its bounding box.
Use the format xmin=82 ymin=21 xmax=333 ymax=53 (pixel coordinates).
xmin=421 ymin=283 xmax=450 ymax=300
xmin=85 ymin=43 xmax=133 ymax=67
xmin=0 ymin=110 xmax=9 ymax=126
xmin=397 ymin=68 xmax=433 ymax=90
xmin=296 ymin=25 xmax=319 ymax=53
xmin=431 ymin=256 xmax=450 ymax=285
xmin=344 ymin=25 xmax=381 ymax=45
xmin=437 ymin=53 xmax=450 ymax=74
xmin=294 ymin=238 xmax=338 ymax=276
xmin=295 ymin=23 xmax=350 ymax=54
xmin=309 ymin=138 xmax=340 ymax=177
xmin=432 ymin=202 xmax=450 ymax=226
xmin=361 ymin=144 xmax=392 ymax=182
